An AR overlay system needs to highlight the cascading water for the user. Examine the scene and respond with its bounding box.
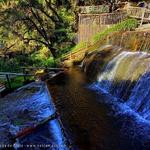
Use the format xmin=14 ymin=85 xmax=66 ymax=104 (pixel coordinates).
xmin=127 ymin=72 xmax=150 ymax=120
xmin=96 ymin=51 xmax=150 ymax=120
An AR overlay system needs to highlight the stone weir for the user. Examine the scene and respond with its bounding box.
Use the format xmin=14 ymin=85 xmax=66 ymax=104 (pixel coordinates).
xmin=81 ymin=31 xmax=150 ymax=122
xmin=81 ymin=30 xmax=150 ymax=80
xmin=0 ymin=82 xmax=68 ymax=149
xmin=108 ymin=30 xmax=150 ymax=53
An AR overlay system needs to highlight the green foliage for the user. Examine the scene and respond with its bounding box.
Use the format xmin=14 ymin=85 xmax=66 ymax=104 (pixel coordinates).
xmin=9 ymin=76 xmax=26 ymax=89
xmin=93 ymin=18 xmax=138 ymax=43
xmin=0 ymin=59 xmax=20 ymax=72
xmin=32 ymin=56 xmax=57 ymax=67
xmin=0 ymin=0 xmax=76 ymax=60
xmin=0 ymin=0 xmax=78 ymax=72
xmin=30 ymin=47 xmax=58 ymax=67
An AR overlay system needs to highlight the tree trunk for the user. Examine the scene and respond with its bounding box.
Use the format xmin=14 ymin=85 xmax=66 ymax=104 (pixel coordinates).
xmin=49 ymin=47 xmax=57 ymax=58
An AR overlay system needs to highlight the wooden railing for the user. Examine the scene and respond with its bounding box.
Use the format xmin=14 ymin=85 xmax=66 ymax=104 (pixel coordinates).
xmin=127 ymin=7 xmax=150 ymax=21
xmin=0 ymin=72 xmax=34 ymax=90
xmin=79 ymin=5 xmax=109 ymax=14
xmin=78 ymin=11 xmax=127 ymax=42
xmin=0 ymin=67 xmax=65 ymax=90
xmin=79 ymin=7 xmax=150 ymax=27
xmin=79 ymin=11 xmax=127 ymax=25
xmin=21 ymin=67 xmax=64 ymax=73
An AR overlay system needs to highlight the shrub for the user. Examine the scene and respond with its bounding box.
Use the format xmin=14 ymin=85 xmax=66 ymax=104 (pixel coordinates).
xmin=0 ymin=58 xmax=20 ymax=72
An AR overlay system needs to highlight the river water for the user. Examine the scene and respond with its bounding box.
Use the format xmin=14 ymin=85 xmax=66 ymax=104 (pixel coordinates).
xmin=48 ymin=67 xmax=150 ymax=150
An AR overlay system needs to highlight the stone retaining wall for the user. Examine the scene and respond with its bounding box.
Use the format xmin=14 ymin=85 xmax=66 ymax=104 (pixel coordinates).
xmin=109 ymin=30 xmax=150 ymax=52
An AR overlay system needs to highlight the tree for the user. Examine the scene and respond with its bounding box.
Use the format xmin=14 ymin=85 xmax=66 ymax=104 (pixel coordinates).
xmin=0 ymin=0 xmax=76 ymax=59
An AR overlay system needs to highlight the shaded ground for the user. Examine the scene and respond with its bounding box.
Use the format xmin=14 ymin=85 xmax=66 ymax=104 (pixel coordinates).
xmin=48 ymin=67 xmax=150 ymax=150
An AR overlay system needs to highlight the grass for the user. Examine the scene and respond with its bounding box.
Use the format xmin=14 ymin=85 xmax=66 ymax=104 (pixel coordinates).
xmin=9 ymin=76 xmax=26 ymax=89
xmin=71 ymin=42 xmax=87 ymax=52
xmin=93 ymin=18 xmax=138 ymax=43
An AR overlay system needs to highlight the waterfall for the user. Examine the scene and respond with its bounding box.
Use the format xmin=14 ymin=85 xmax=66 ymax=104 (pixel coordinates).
xmin=97 ymin=51 xmax=150 ymax=120
xmin=127 ymin=72 xmax=150 ymax=120
xmin=98 ymin=51 xmax=135 ymax=92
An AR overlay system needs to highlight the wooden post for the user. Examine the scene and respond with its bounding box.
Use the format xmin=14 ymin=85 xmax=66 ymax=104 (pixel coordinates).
xmin=78 ymin=14 xmax=81 ymax=43
xmin=6 ymin=74 xmax=11 ymax=90
xmin=140 ymin=8 xmax=146 ymax=26
xmin=70 ymin=52 xmax=72 ymax=59
xmin=22 ymin=68 xmax=27 ymax=82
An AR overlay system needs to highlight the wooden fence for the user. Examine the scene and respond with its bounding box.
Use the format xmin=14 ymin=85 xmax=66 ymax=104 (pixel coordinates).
xmin=79 ymin=5 xmax=109 ymax=14
xmin=78 ymin=7 xmax=150 ymax=43
xmin=127 ymin=7 xmax=150 ymax=21
xmin=21 ymin=67 xmax=64 ymax=73
xmin=78 ymin=11 xmax=128 ymax=43
xmin=127 ymin=7 xmax=150 ymax=26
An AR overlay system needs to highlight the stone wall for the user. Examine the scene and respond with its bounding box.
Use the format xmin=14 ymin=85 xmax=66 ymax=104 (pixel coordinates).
xmin=109 ymin=31 xmax=150 ymax=52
